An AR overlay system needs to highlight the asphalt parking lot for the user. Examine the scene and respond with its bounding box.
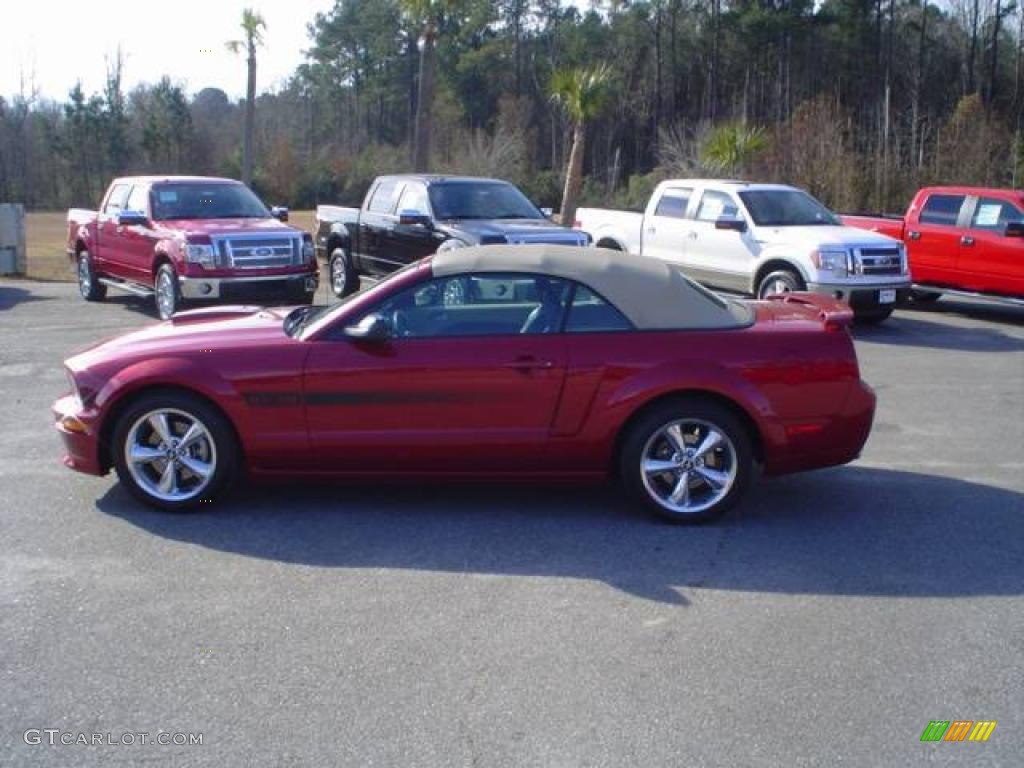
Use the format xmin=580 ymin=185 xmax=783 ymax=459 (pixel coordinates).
xmin=1 ymin=274 xmax=1022 ymax=767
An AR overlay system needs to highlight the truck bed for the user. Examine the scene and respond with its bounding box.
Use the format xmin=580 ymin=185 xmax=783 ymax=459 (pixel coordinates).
xmin=840 ymin=213 xmax=905 ymax=240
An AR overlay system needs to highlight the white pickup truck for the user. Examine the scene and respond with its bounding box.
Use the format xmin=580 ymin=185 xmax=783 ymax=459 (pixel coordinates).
xmin=575 ymin=179 xmax=912 ymax=322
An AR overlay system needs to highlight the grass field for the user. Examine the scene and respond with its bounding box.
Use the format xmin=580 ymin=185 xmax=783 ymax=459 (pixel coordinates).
xmin=25 ymin=210 xmax=318 ymax=282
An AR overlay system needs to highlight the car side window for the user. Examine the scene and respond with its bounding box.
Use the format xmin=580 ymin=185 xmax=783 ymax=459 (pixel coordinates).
xmin=125 ymin=185 xmax=149 ymax=215
xmin=970 ymin=197 xmax=1023 ymax=231
xmin=397 ymin=183 xmax=430 ymax=215
xmin=695 ymin=190 xmax=739 ymax=222
xmin=564 ymin=285 xmax=634 ymax=333
xmin=653 ymin=189 xmax=692 ymax=219
xmin=367 ymin=273 xmax=570 ymax=338
xmin=103 ymin=184 xmax=130 ymax=216
xmin=367 ymin=180 xmax=399 ymax=214
xmin=919 ymin=194 xmax=966 ymax=226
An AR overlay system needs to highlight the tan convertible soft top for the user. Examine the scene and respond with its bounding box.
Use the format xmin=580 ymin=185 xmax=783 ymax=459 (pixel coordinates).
xmin=431 ymin=244 xmax=749 ymax=330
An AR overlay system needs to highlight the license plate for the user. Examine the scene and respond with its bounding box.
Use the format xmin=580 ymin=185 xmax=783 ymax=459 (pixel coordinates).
xmin=879 ymin=289 xmax=896 ymax=304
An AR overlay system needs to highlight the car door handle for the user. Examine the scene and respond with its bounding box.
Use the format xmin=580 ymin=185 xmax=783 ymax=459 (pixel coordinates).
xmin=502 ymin=357 xmax=554 ymax=372
xmin=687 ymin=231 xmax=698 ymax=240
xmin=908 ymin=231 xmax=921 ymax=241
xmin=960 ymin=235 xmax=974 ymax=246
xmin=646 ymin=226 xmax=656 ymax=235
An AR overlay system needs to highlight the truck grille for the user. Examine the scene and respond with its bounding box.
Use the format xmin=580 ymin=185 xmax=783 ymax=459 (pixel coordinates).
xmin=217 ymin=236 xmax=300 ymax=269
xmin=504 ymin=233 xmax=589 ymax=247
xmin=856 ymin=247 xmax=903 ymax=276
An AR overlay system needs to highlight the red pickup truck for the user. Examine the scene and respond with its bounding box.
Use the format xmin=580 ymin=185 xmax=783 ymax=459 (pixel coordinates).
xmin=67 ymin=176 xmax=319 ymax=319
xmin=842 ymin=186 xmax=1024 ymax=304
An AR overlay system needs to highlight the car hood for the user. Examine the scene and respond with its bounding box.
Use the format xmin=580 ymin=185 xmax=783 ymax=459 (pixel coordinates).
xmin=754 ymin=224 xmax=900 ymax=249
xmin=156 ymin=217 xmax=300 ymax=239
xmin=65 ymin=306 xmax=295 ymax=375
xmin=446 ymin=218 xmax=589 ymax=245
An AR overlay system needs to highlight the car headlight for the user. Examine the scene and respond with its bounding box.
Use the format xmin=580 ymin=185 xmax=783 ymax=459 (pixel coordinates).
xmin=812 ymin=249 xmax=850 ymax=277
xmin=184 ymin=243 xmax=217 ymax=269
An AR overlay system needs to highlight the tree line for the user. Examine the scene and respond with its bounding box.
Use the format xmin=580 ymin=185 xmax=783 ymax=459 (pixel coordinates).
xmin=1 ymin=0 xmax=1022 ymax=216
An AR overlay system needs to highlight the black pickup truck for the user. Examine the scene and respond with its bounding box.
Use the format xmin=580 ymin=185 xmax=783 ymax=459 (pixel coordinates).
xmin=314 ymin=174 xmax=589 ymax=297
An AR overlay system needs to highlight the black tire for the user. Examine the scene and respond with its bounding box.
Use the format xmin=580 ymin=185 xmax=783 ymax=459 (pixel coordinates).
xmin=855 ymin=307 xmax=894 ymax=324
xmin=329 ymin=246 xmax=360 ymax=298
xmin=757 ymin=268 xmax=805 ymax=298
xmin=77 ymin=250 xmax=107 ymax=302
xmin=300 ymin=290 xmax=317 ymax=305
xmin=155 ymin=263 xmax=184 ymax=320
xmin=911 ymin=289 xmax=942 ymax=304
xmin=111 ymin=390 xmax=239 ymax=512
xmin=619 ymin=397 xmax=754 ymax=523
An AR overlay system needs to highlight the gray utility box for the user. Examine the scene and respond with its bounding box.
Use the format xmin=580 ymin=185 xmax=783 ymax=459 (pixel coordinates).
xmin=0 ymin=204 xmax=27 ymax=275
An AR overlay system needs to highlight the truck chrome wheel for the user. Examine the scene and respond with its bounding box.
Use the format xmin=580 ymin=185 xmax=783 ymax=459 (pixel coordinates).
xmin=329 ymin=248 xmax=360 ymax=298
xmin=78 ymin=254 xmax=92 ymax=297
xmin=757 ymin=269 xmax=803 ymax=299
xmin=124 ymin=408 xmax=217 ymax=503
xmin=155 ymin=268 xmax=178 ymax=319
xmin=331 ymin=253 xmax=348 ymax=295
xmin=640 ymin=418 xmax=738 ymax=515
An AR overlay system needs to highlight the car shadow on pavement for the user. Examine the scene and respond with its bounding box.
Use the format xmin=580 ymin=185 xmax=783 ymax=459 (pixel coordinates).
xmin=903 ymin=298 xmax=1024 ymax=327
xmin=853 ymin=313 xmax=1024 ymax=352
xmin=95 ymin=466 xmax=1024 ymax=605
xmin=0 ymin=283 xmax=54 ymax=311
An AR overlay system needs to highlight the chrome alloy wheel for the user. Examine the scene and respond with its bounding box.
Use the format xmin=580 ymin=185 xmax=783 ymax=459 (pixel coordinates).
xmin=124 ymin=408 xmax=217 ymax=503
xmin=77 ymin=254 xmax=92 ymax=297
xmin=331 ymin=253 xmax=348 ymax=295
xmin=156 ymin=269 xmax=176 ymax=319
xmin=640 ymin=418 xmax=738 ymax=515
xmin=764 ymin=277 xmax=793 ymax=295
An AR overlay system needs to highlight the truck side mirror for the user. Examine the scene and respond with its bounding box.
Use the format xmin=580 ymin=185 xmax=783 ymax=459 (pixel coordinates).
xmin=344 ymin=313 xmax=390 ymax=342
xmin=398 ymin=209 xmax=431 ymax=227
xmin=117 ymin=210 xmax=148 ymax=227
xmin=714 ymin=217 xmax=747 ymax=233
xmin=271 ymin=206 xmax=290 ymax=222
xmin=1004 ymin=221 xmax=1024 ymax=238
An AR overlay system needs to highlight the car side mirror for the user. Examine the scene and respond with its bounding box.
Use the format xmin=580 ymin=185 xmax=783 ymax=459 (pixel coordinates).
xmin=714 ymin=216 xmax=747 ymax=233
xmin=398 ymin=209 xmax=431 ymax=227
xmin=540 ymin=207 xmax=554 ymax=218
xmin=1004 ymin=221 xmax=1024 ymax=237
xmin=271 ymin=206 xmax=290 ymax=222
xmin=344 ymin=313 xmax=390 ymax=342
xmin=117 ymin=210 xmax=148 ymax=227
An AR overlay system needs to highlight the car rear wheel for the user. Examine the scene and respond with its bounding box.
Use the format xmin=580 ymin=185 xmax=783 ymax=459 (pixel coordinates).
xmin=757 ymin=269 xmax=804 ymax=298
xmin=155 ymin=264 xmax=183 ymax=320
xmin=329 ymin=247 xmax=360 ymax=298
xmin=112 ymin=392 xmax=238 ymax=512
xmin=77 ymin=251 xmax=106 ymax=302
xmin=619 ymin=398 xmax=753 ymax=523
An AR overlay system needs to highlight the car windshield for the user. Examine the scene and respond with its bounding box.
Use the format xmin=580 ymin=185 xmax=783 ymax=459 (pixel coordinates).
xmin=428 ymin=182 xmax=545 ymax=221
xmin=738 ymin=189 xmax=840 ymax=226
xmin=151 ymin=183 xmax=271 ymax=220
xmin=284 ymin=260 xmax=426 ymax=338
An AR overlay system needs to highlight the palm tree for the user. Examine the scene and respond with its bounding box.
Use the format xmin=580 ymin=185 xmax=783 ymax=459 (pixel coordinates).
xmin=226 ymin=8 xmax=266 ymax=186
xmin=549 ymin=64 xmax=612 ymax=227
xmin=700 ymin=123 xmax=769 ymax=177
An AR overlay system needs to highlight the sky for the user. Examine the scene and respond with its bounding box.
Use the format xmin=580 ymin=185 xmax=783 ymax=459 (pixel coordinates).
xmin=0 ymin=0 xmax=338 ymax=102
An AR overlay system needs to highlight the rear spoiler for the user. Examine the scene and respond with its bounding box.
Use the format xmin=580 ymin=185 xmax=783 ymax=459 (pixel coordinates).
xmin=766 ymin=292 xmax=854 ymax=330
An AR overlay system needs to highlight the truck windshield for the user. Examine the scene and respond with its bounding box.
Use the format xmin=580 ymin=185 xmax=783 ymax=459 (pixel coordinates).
xmin=738 ymin=189 xmax=840 ymax=226
xmin=429 ymin=182 xmax=544 ymax=221
xmin=150 ymin=183 xmax=271 ymax=220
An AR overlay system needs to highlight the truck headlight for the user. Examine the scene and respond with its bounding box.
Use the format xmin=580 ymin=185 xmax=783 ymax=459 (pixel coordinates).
xmin=899 ymin=244 xmax=909 ymax=274
xmin=301 ymin=238 xmax=315 ymax=263
xmin=812 ymin=249 xmax=850 ymax=278
xmin=184 ymin=244 xmax=217 ymax=269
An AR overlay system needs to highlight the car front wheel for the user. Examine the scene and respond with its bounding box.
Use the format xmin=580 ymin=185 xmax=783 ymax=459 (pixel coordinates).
xmin=620 ymin=398 xmax=753 ymax=523
xmin=112 ymin=392 xmax=238 ymax=511
xmin=757 ymin=269 xmax=804 ymax=298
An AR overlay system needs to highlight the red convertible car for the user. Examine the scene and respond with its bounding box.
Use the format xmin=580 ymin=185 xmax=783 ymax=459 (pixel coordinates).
xmin=54 ymin=245 xmax=875 ymax=522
